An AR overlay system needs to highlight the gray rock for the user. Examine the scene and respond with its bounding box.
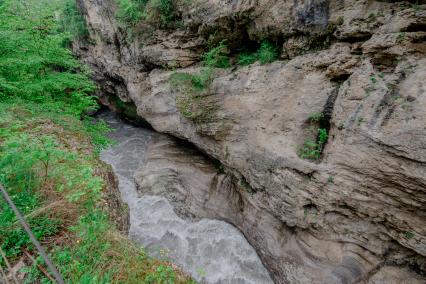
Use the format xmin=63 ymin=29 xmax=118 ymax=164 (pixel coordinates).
xmin=76 ymin=0 xmax=426 ymax=282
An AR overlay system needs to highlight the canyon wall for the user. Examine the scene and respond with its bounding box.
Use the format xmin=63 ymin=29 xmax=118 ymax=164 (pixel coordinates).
xmin=74 ymin=0 xmax=426 ymax=283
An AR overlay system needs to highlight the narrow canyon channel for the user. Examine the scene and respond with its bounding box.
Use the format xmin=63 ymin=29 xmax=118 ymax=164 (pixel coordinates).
xmin=98 ymin=111 xmax=273 ymax=284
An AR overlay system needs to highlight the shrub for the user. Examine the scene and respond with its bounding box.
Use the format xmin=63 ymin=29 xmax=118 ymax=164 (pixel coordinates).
xmin=308 ymin=112 xmax=324 ymax=123
xmin=170 ymin=68 xmax=213 ymax=94
xmin=238 ymin=52 xmax=257 ymax=66
xmin=203 ymin=42 xmax=230 ymax=68
xmin=115 ymin=0 xmax=178 ymax=29
xmin=299 ymin=139 xmax=321 ymax=160
xmin=0 ymin=1 xmax=194 ymax=282
xmin=150 ymin=0 xmax=175 ymax=24
xmin=298 ymin=128 xmax=328 ymax=160
xmin=237 ymin=40 xmax=279 ymax=66
xmin=116 ymin=0 xmax=149 ymax=26
xmin=318 ymin=128 xmax=328 ymax=144
xmin=60 ymin=0 xmax=89 ymax=40
xmin=257 ymin=41 xmax=279 ymax=64
xmin=0 ymin=0 xmax=97 ymax=115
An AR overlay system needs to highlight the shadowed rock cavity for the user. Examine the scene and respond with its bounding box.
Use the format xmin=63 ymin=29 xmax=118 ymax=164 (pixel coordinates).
xmin=77 ymin=0 xmax=426 ymax=283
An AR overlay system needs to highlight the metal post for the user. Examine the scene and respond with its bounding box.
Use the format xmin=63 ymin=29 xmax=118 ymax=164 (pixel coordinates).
xmin=0 ymin=247 xmax=19 ymax=284
xmin=0 ymin=184 xmax=65 ymax=284
xmin=0 ymin=257 xmax=12 ymax=284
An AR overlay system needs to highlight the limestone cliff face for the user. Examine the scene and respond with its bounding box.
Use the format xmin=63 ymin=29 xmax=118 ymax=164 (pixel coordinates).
xmin=75 ymin=0 xmax=426 ymax=283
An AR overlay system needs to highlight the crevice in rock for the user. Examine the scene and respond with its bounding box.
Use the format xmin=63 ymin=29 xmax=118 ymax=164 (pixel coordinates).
xmin=403 ymin=23 xmax=426 ymax=33
xmin=103 ymin=95 xmax=153 ymax=128
xmin=338 ymin=33 xmax=373 ymax=44
xmin=330 ymin=73 xmax=350 ymax=84
xmin=316 ymin=84 xmax=340 ymax=160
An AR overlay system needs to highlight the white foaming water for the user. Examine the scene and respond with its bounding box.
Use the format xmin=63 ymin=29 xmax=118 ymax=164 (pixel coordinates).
xmin=99 ymin=112 xmax=273 ymax=284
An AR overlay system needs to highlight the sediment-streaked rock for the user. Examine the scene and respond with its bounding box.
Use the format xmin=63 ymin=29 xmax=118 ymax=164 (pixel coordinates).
xmin=75 ymin=0 xmax=426 ymax=282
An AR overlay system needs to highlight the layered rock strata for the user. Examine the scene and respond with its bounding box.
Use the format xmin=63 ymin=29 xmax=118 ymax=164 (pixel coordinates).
xmin=75 ymin=0 xmax=426 ymax=283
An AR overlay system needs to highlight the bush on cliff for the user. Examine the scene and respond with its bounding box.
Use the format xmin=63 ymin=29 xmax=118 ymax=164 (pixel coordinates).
xmin=116 ymin=0 xmax=178 ymax=30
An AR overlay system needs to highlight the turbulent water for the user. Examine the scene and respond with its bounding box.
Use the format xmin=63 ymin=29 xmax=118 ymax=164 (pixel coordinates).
xmin=99 ymin=111 xmax=273 ymax=284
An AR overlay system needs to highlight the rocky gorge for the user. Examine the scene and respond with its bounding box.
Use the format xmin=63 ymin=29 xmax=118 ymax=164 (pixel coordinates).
xmin=75 ymin=0 xmax=426 ymax=283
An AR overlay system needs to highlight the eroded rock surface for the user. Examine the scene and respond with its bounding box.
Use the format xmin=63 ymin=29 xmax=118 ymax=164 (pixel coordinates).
xmin=76 ymin=0 xmax=426 ymax=283
xmin=99 ymin=112 xmax=273 ymax=284
xmin=135 ymin=135 xmax=426 ymax=284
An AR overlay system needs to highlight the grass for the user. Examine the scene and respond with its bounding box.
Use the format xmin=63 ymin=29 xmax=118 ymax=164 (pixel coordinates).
xmin=299 ymin=111 xmax=329 ymax=160
xmin=238 ymin=41 xmax=279 ymax=66
xmin=169 ymin=68 xmax=214 ymax=119
xmin=1 ymin=101 xmax=193 ymax=283
xmin=115 ymin=0 xmax=178 ymax=31
xmin=308 ymin=112 xmax=324 ymax=123
xmin=299 ymin=128 xmax=328 ymax=160
xmin=169 ymin=41 xmax=230 ymax=119
xmin=202 ymin=41 xmax=231 ymax=68
xmin=0 ymin=0 xmax=194 ymax=282
xmin=60 ymin=0 xmax=89 ymax=40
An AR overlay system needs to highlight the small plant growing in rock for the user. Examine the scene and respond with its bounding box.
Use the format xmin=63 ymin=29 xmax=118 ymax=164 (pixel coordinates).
xmin=257 ymin=41 xmax=279 ymax=64
xmin=404 ymin=231 xmax=415 ymax=239
xmin=396 ymin=32 xmax=406 ymax=44
xmin=169 ymin=68 xmax=215 ymax=119
xmin=237 ymin=40 xmax=279 ymax=66
xmin=238 ymin=52 xmax=258 ymax=66
xmin=308 ymin=112 xmax=324 ymax=123
xmin=299 ymin=128 xmax=328 ymax=160
xmin=116 ymin=0 xmax=178 ymax=31
xmin=318 ymin=128 xmax=328 ymax=144
xmin=203 ymin=41 xmax=230 ymax=68
xmin=411 ymin=3 xmax=421 ymax=11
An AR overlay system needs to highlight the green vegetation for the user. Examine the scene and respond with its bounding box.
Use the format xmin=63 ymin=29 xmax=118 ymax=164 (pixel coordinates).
xmin=115 ymin=0 xmax=178 ymax=30
xmin=0 ymin=0 xmax=96 ymax=114
xmin=170 ymin=40 xmax=280 ymax=119
xmin=257 ymin=41 xmax=279 ymax=64
xmin=369 ymin=76 xmax=377 ymax=84
xmin=60 ymin=0 xmax=89 ymax=40
xmin=116 ymin=0 xmax=150 ymax=26
xmin=299 ymin=112 xmax=329 ymax=160
xmin=238 ymin=41 xmax=279 ymax=66
xmin=169 ymin=41 xmax=232 ymax=119
xmin=299 ymin=128 xmax=329 ymax=160
xmin=0 ymin=0 xmax=192 ymax=283
xmin=396 ymin=32 xmax=406 ymax=44
xmin=237 ymin=52 xmax=258 ymax=66
xmin=170 ymin=68 xmax=214 ymax=119
xmin=404 ymin=231 xmax=415 ymax=239
xmin=308 ymin=112 xmax=325 ymax=123
xmin=203 ymin=41 xmax=231 ymax=68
